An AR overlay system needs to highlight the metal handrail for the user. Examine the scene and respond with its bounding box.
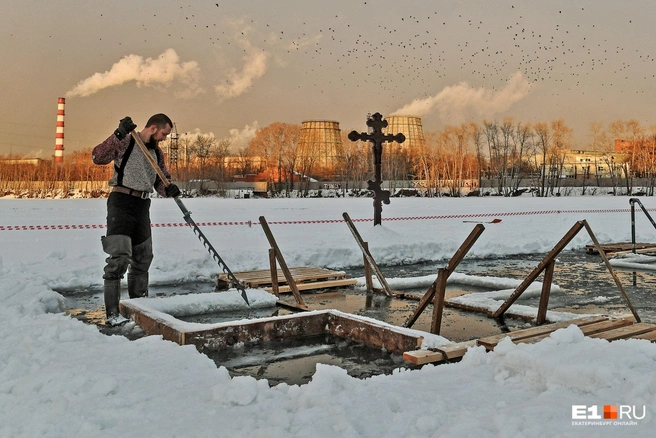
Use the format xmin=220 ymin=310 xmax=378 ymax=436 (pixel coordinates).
xmin=629 ymin=198 xmax=656 ymax=254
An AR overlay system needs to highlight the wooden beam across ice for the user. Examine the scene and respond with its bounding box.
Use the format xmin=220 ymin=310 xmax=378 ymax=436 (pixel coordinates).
xmin=402 ymin=315 xmax=650 ymax=365
xmin=120 ymin=301 xmax=424 ymax=354
xmin=403 ymin=340 xmax=478 ymax=365
xmin=476 ymin=316 xmax=610 ymax=350
xmin=264 ymin=278 xmax=357 ymax=294
xmin=587 ymin=322 xmax=656 ymax=341
xmin=632 ymin=330 xmax=656 ymax=342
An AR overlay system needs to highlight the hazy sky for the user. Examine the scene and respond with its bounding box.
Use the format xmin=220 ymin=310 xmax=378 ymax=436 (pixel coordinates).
xmin=1 ymin=0 xmax=655 ymax=158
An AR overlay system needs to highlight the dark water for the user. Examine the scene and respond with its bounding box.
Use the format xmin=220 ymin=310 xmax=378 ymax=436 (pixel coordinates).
xmin=204 ymin=334 xmax=422 ymax=386
xmin=395 ymin=249 xmax=656 ymax=323
xmin=58 ymin=248 xmax=656 ymax=385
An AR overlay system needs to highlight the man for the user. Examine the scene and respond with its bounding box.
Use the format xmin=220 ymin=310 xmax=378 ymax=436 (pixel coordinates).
xmin=92 ymin=114 xmax=181 ymax=326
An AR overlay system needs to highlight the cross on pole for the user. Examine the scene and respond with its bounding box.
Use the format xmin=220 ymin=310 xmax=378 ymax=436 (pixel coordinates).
xmin=348 ymin=113 xmax=405 ymax=226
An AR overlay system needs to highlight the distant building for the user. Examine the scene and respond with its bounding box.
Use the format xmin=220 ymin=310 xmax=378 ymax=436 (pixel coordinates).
xmin=0 ymin=158 xmax=46 ymax=166
xmin=615 ymin=139 xmax=633 ymax=153
xmin=614 ymin=138 xmax=656 ymax=153
xmin=534 ymin=149 xmax=629 ymax=179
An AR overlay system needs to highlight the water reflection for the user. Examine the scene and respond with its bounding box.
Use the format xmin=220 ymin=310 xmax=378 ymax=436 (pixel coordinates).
xmin=342 ymin=249 xmax=656 ymax=323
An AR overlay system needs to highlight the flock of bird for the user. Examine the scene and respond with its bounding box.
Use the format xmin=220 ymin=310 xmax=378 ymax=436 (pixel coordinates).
xmin=89 ymin=0 xmax=655 ymax=122
xmin=129 ymin=1 xmax=652 ymax=103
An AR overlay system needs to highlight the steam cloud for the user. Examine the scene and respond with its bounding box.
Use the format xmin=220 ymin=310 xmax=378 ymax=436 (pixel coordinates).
xmin=215 ymin=50 xmax=269 ymax=99
xmin=391 ymin=71 xmax=531 ymax=122
xmin=228 ymin=122 xmax=260 ymax=149
xmin=176 ymin=123 xmax=259 ymax=152
xmin=65 ymin=49 xmax=202 ymax=98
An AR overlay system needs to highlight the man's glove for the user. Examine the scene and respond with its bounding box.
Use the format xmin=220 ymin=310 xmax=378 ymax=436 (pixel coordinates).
xmin=165 ymin=184 xmax=181 ymax=198
xmin=114 ymin=116 xmax=137 ymax=140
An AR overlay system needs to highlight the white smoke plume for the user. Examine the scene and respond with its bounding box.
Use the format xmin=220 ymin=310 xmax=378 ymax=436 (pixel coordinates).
xmin=177 ymin=129 xmax=217 ymax=147
xmin=391 ymin=71 xmax=532 ymax=122
xmin=214 ymin=50 xmax=269 ymax=100
xmin=22 ymin=149 xmax=45 ymax=159
xmin=65 ymin=49 xmax=202 ymax=99
xmin=227 ymin=121 xmax=260 ymax=150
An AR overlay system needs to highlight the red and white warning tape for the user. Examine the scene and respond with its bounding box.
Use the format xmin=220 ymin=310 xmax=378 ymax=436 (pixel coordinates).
xmin=0 ymin=208 xmax=647 ymax=231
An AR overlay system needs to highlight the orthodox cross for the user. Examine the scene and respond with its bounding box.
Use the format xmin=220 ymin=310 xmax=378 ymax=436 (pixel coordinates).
xmin=348 ymin=113 xmax=405 ymax=226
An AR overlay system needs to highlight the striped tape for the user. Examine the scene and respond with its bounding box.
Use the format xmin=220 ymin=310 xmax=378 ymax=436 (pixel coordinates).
xmin=0 ymin=208 xmax=647 ymax=231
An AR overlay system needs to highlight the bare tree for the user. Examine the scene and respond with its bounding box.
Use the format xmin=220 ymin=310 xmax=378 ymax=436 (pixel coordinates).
xmin=533 ymin=122 xmax=550 ymax=197
xmin=187 ymin=133 xmax=218 ymax=193
xmin=338 ymin=132 xmax=369 ymax=195
xmin=248 ymin=122 xmax=301 ymax=196
xmin=233 ymin=147 xmax=258 ymax=176
xmin=470 ymin=122 xmax=485 ymax=195
xmin=497 ymin=117 xmax=515 ymax=195
xmin=440 ymin=124 xmax=470 ymax=197
xmin=550 ymin=119 xmax=573 ymax=195
xmin=512 ymin=121 xmax=533 ymax=193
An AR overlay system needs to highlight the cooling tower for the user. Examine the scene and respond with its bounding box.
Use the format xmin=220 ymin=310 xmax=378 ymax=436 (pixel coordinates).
xmin=384 ymin=115 xmax=424 ymax=150
xmin=298 ymin=120 xmax=343 ymax=168
xmin=54 ymin=97 xmax=65 ymax=163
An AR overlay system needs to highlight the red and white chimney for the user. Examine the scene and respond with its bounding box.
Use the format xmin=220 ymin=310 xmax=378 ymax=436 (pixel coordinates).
xmin=54 ymin=97 xmax=65 ymax=163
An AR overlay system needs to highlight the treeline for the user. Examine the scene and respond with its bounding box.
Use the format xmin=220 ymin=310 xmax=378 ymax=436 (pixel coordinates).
xmin=0 ymin=149 xmax=112 ymax=198
xmin=3 ymin=118 xmax=656 ymax=198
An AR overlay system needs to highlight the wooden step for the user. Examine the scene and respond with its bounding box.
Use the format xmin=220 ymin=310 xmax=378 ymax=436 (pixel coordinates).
xmin=404 ymin=316 xmax=648 ymax=366
xmin=513 ymin=317 xmax=635 ymax=345
xmin=265 ymin=278 xmax=357 ymax=293
xmin=403 ymin=340 xmax=477 ymax=365
xmin=587 ymin=323 xmax=656 ymax=341
xmin=476 ymin=316 xmax=609 ymax=350
xmin=219 ymin=267 xmax=348 ymax=288
xmin=631 ymin=330 xmax=656 ymax=342
xmin=585 ymin=242 xmax=656 ymax=255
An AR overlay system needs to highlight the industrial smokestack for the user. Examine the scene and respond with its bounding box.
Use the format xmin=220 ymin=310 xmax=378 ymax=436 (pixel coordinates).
xmin=54 ymin=97 xmax=65 ymax=163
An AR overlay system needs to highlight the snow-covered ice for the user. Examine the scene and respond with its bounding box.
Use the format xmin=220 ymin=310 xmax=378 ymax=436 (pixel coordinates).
xmin=1 ymin=196 xmax=656 ymax=437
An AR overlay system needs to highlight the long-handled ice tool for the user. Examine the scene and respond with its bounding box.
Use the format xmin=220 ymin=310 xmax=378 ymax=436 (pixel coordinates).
xmin=131 ymin=130 xmax=250 ymax=306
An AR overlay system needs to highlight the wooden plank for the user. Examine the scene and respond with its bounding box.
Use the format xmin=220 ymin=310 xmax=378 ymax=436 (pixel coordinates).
xmin=586 ymin=242 xmax=656 ymax=255
xmin=494 ymin=221 xmax=585 ymax=318
xmin=342 ymin=212 xmax=393 ymax=297
xmin=587 ymin=323 xmax=656 ymax=341
xmin=536 ymin=260 xmax=555 ymax=325
xmin=430 ymin=268 xmax=448 ymax=334
xmin=607 ymin=246 xmax=656 ymax=257
xmin=184 ymin=312 xmax=328 ymax=351
xmin=477 ymin=316 xmax=610 ymax=350
xmin=220 ymin=267 xmax=347 ymax=287
xmin=264 ymin=278 xmax=357 ymax=293
xmin=229 ymin=271 xmax=307 ymax=285
xmin=275 ymin=300 xmax=310 ymax=312
xmin=259 ymin=216 xmax=305 ymax=306
xmin=393 ymin=292 xmax=422 ymax=301
xmin=514 ymin=317 xmax=635 ymax=345
xmin=364 ymin=241 xmax=373 ymax=293
xmin=406 ymin=224 xmax=485 ymax=329
xmin=403 ymin=282 xmax=437 ymax=328
xmin=403 ymin=340 xmax=477 ymax=365
xmin=445 ymin=300 xmax=551 ymax=322
xmin=327 ymin=313 xmax=423 ymax=354
xmin=582 ymin=220 xmax=642 ymax=323
xmin=632 ymin=330 xmax=656 ymax=342
xmin=120 ymin=301 xmax=184 ymax=345
xmin=269 ymin=248 xmax=279 ymax=297
xmin=221 ymin=267 xmax=328 ymax=282
xmin=292 ymin=273 xmax=348 ymax=283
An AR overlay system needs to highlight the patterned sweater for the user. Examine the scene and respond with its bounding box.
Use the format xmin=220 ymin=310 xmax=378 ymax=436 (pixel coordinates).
xmin=92 ymin=133 xmax=171 ymax=197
